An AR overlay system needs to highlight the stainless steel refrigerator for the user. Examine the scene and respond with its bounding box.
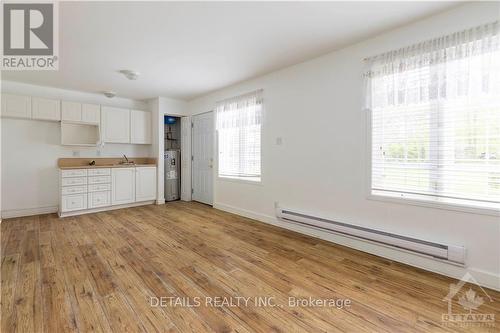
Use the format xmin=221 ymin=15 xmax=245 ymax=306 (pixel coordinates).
xmin=164 ymin=150 xmax=180 ymax=201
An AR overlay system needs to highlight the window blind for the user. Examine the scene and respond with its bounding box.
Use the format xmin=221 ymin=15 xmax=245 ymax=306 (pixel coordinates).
xmin=365 ymin=22 xmax=500 ymax=210
xmin=216 ymin=90 xmax=262 ymax=182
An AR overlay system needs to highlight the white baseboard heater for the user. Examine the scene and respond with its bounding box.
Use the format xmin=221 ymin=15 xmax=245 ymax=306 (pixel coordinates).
xmin=276 ymin=207 xmax=465 ymax=265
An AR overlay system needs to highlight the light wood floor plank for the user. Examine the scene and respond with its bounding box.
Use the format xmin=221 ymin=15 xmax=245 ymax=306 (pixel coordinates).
xmin=2 ymin=201 xmax=499 ymax=332
xmin=1 ymin=254 xmax=20 ymax=333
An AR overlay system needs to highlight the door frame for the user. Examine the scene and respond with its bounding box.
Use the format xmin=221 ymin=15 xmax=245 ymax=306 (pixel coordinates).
xmin=156 ymin=108 xmax=188 ymax=204
xmin=190 ymin=110 xmax=215 ymax=205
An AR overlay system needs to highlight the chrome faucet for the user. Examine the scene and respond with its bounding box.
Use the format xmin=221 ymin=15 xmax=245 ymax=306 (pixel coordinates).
xmin=119 ymin=154 xmax=135 ymax=165
xmin=119 ymin=154 xmax=134 ymax=165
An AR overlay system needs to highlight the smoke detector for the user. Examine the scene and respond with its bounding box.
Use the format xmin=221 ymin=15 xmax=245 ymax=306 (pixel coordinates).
xmin=103 ymin=91 xmax=116 ymax=98
xmin=120 ymin=70 xmax=140 ymax=80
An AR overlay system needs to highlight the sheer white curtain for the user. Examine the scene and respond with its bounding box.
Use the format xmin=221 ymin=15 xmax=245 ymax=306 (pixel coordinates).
xmin=365 ymin=21 xmax=500 ymax=209
xmin=216 ymin=90 xmax=262 ymax=181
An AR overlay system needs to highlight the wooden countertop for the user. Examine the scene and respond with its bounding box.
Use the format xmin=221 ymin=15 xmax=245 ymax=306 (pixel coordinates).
xmin=59 ymin=164 xmax=156 ymax=170
xmin=58 ymin=157 xmax=157 ymax=169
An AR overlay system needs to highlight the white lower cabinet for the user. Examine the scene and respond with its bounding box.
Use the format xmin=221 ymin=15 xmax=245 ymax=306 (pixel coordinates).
xmin=61 ymin=169 xmax=87 ymax=178
xmin=59 ymin=166 xmax=156 ymax=216
xmin=88 ymin=168 xmax=111 ymax=177
xmin=60 ymin=168 xmax=110 ymax=215
xmin=88 ymin=184 xmax=111 ymax=192
xmin=61 ymin=177 xmax=87 ymax=187
xmin=88 ymin=176 xmax=111 ymax=184
xmin=136 ymin=166 xmax=157 ymax=201
xmin=61 ymin=193 xmax=88 ymax=212
xmin=88 ymin=191 xmax=111 ymax=209
xmin=112 ymin=168 xmax=136 ymax=205
xmin=62 ymin=185 xmax=87 ymax=195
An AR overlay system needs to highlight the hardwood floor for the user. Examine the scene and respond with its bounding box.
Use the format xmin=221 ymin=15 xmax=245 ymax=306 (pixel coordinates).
xmin=1 ymin=201 xmax=499 ymax=332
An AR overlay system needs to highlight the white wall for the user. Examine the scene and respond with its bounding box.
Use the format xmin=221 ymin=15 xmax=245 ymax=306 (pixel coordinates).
xmin=1 ymin=81 xmax=152 ymax=217
xmin=187 ymin=2 xmax=500 ymax=290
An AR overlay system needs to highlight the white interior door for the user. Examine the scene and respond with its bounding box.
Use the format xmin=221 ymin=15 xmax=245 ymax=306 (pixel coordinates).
xmin=180 ymin=116 xmax=192 ymax=201
xmin=191 ymin=112 xmax=214 ymax=205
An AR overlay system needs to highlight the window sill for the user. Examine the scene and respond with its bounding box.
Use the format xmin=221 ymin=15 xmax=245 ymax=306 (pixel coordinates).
xmin=368 ymin=190 xmax=500 ymax=217
xmin=217 ymin=176 xmax=262 ymax=186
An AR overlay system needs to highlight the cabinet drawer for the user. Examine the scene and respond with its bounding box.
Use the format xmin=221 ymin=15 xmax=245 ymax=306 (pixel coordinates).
xmin=88 ymin=184 xmax=111 ymax=192
xmin=61 ymin=185 xmax=87 ymax=195
xmin=61 ymin=169 xmax=87 ymax=178
xmin=61 ymin=177 xmax=87 ymax=186
xmin=88 ymin=191 xmax=111 ymax=209
xmin=61 ymin=194 xmax=87 ymax=212
xmin=88 ymin=176 xmax=111 ymax=184
xmin=88 ymin=168 xmax=111 ymax=176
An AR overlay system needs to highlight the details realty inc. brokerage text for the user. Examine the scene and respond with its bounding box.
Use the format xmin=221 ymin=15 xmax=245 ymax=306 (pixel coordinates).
xmin=150 ymin=296 xmax=352 ymax=309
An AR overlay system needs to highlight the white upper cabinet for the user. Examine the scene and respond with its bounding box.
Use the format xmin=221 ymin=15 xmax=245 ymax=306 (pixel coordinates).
xmin=112 ymin=167 xmax=136 ymax=205
xmin=32 ymin=97 xmax=61 ymax=121
xmin=102 ymin=106 xmax=130 ymax=143
xmin=62 ymin=101 xmax=100 ymax=125
xmin=1 ymin=94 xmax=32 ymax=119
xmin=135 ymin=166 xmax=157 ymax=201
xmin=3 ymin=93 xmax=149 ymax=145
xmin=82 ymin=104 xmax=100 ymax=124
xmin=130 ymin=110 xmax=152 ymax=144
xmin=61 ymin=101 xmax=82 ymax=122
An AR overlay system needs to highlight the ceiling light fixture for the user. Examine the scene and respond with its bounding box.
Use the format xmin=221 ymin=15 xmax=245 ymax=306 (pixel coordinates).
xmin=103 ymin=91 xmax=116 ymax=98
xmin=120 ymin=69 xmax=140 ymax=80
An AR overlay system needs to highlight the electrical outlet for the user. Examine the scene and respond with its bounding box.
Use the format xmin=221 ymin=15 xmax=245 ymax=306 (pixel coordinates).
xmin=72 ymin=151 xmax=80 ymax=157
xmin=276 ymin=137 xmax=283 ymax=145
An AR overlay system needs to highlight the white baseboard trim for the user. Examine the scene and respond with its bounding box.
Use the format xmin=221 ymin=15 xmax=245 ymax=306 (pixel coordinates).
xmin=214 ymin=203 xmax=275 ymax=224
xmin=156 ymin=198 xmax=166 ymax=205
xmin=1 ymin=206 xmax=58 ymax=219
xmin=213 ymin=202 xmax=500 ymax=292
xmin=466 ymin=268 xmax=500 ymax=292
xmin=59 ymin=200 xmax=155 ymax=218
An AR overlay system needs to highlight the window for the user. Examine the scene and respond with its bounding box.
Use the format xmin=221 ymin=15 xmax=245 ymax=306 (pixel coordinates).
xmin=216 ymin=90 xmax=262 ymax=182
xmin=366 ymin=22 xmax=500 ymax=212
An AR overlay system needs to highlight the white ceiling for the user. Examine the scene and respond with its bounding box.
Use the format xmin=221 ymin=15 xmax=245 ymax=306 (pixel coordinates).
xmin=2 ymin=2 xmax=459 ymax=101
